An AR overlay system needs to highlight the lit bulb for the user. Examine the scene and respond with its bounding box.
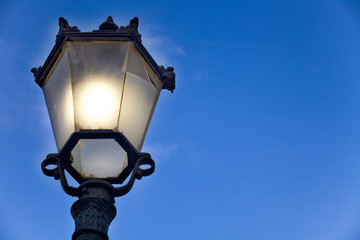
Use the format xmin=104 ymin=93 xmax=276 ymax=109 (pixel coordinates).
xmin=82 ymin=82 xmax=117 ymax=125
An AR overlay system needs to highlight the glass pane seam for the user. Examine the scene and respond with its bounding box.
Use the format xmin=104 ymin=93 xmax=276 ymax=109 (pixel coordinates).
xmin=67 ymin=43 xmax=84 ymax=174
xmin=139 ymin=90 xmax=161 ymax=149
xmin=116 ymin=72 xmax=127 ymax=133
xmin=145 ymin=66 xmax=157 ymax=88
xmin=115 ymin=44 xmax=130 ymax=132
xmin=67 ymin=43 xmax=78 ymax=132
xmin=136 ymin=48 xmax=156 ymax=87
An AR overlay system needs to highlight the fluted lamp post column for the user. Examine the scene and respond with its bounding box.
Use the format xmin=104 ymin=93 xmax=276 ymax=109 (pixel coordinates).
xmin=31 ymin=16 xmax=175 ymax=240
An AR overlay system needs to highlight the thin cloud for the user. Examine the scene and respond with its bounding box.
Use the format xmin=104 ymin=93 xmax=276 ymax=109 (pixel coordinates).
xmin=141 ymin=24 xmax=186 ymax=67
xmin=142 ymin=142 xmax=179 ymax=162
xmin=193 ymin=69 xmax=208 ymax=82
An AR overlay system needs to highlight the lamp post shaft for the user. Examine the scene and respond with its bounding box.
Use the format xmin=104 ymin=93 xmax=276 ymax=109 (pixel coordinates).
xmin=71 ymin=180 xmax=116 ymax=240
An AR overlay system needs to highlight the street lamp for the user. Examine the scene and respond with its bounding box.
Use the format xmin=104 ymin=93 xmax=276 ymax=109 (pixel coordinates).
xmin=31 ymin=16 xmax=175 ymax=240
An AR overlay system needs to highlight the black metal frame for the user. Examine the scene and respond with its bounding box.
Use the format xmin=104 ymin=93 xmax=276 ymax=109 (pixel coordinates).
xmin=33 ymin=17 xmax=175 ymax=198
xmin=41 ymin=130 xmax=155 ymax=197
xmin=31 ymin=17 xmax=175 ymax=92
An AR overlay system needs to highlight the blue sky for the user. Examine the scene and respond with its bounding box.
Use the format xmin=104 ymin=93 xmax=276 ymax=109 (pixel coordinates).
xmin=1 ymin=0 xmax=360 ymax=239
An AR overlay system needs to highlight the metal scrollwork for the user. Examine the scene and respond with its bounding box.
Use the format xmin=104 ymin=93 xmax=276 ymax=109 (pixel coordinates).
xmin=41 ymin=153 xmax=155 ymax=198
xmin=113 ymin=155 xmax=155 ymax=197
xmin=41 ymin=154 xmax=78 ymax=196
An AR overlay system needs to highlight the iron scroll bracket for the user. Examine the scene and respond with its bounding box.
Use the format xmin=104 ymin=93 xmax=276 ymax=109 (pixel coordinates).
xmin=41 ymin=153 xmax=155 ymax=198
xmin=40 ymin=130 xmax=155 ymax=198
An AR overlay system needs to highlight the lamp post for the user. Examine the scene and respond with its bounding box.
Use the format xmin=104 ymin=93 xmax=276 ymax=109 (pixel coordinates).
xmin=31 ymin=16 xmax=175 ymax=240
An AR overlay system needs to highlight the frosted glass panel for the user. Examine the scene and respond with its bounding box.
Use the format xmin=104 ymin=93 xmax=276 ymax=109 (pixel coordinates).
xmin=126 ymin=44 xmax=149 ymax=81
xmin=71 ymin=139 xmax=128 ymax=178
xmin=42 ymin=40 xmax=163 ymax=180
xmin=43 ymin=49 xmax=75 ymax=150
xmin=68 ymin=42 xmax=128 ymax=130
xmin=118 ymin=72 xmax=160 ymax=150
xmin=145 ymin=63 xmax=163 ymax=89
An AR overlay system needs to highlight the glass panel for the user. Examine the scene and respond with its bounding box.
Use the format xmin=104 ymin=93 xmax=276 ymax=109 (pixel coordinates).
xmin=118 ymin=72 xmax=160 ymax=151
xmin=126 ymin=44 xmax=149 ymax=81
xmin=68 ymin=41 xmax=129 ymax=130
xmin=43 ymin=41 xmax=163 ymax=179
xmin=145 ymin=63 xmax=163 ymax=90
xmin=43 ymin=48 xmax=75 ymax=150
xmin=71 ymin=139 xmax=128 ymax=178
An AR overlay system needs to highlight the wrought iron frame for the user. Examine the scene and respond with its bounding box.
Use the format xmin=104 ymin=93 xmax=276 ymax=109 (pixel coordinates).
xmin=41 ymin=130 xmax=155 ymax=197
xmin=31 ymin=17 xmax=175 ymax=92
xmin=33 ymin=17 xmax=174 ymax=198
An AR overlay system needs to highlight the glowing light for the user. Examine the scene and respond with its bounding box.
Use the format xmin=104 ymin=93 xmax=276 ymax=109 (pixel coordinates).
xmin=78 ymin=77 xmax=119 ymax=127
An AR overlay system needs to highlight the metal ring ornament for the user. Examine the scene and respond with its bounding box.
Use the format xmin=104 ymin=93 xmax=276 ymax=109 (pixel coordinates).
xmin=48 ymin=130 xmax=153 ymax=184
xmin=41 ymin=154 xmax=59 ymax=178
xmin=41 ymin=153 xmax=155 ymax=198
xmin=113 ymin=155 xmax=155 ymax=197
xmin=41 ymin=154 xmax=78 ymax=196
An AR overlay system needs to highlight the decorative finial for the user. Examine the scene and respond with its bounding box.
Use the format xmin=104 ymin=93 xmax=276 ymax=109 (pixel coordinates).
xmin=56 ymin=17 xmax=80 ymax=41
xmin=99 ymin=16 xmax=119 ymax=31
xmin=118 ymin=17 xmax=142 ymax=41
xmin=128 ymin=17 xmax=139 ymax=31
xmin=160 ymin=66 xmax=175 ymax=92
xmin=31 ymin=66 xmax=42 ymax=79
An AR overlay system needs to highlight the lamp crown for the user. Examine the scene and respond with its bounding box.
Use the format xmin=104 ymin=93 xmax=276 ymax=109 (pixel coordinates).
xmin=58 ymin=17 xmax=80 ymax=33
xmin=56 ymin=17 xmax=80 ymax=41
xmin=31 ymin=16 xmax=175 ymax=93
xmin=99 ymin=16 xmax=119 ymax=31
xmin=118 ymin=17 xmax=141 ymax=40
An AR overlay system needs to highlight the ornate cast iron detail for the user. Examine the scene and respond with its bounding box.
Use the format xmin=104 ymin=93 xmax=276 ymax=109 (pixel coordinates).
xmin=118 ymin=17 xmax=142 ymax=41
xmin=71 ymin=181 xmax=116 ymax=240
xmin=31 ymin=17 xmax=175 ymax=90
xmin=99 ymin=16 xmax=119 ymax=31
xmin=160 ymin=66 xmax=176 ymax=92
xmin=30 ymin=66 xmax=42 ymax=79
xmin=40 ymin=130 xmax=153 ymax=184
xmin=41 ymin=153 xmax=155 ymax=198
xmin=72 ymin=197 xmax=116 ymax=240
xmin=59 ymin=17 xmax=80 ymax=32
xmin=41 ymin=130 xmax=156 ymax=197
xmin=56 ymin=17 xmax=80 ymax=41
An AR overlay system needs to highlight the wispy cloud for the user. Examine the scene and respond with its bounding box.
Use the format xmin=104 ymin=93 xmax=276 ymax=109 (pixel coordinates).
xmin=142 ymin=142 xmax=180 ymax=162
xmin=140 ymin=24 xmax=186 ymax=67
xmin=0 ymin=85 xmax=51 ymax=137
xmin=193 ymin=69 xmax=208 ymax=82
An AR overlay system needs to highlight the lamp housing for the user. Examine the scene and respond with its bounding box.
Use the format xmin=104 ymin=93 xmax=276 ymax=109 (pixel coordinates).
xmin=32 ymin=17 xmax=175 ymax=184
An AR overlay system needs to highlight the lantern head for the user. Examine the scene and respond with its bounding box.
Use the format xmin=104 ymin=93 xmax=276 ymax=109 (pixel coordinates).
xmin=32 ymin=17 xmax=175 ymax=184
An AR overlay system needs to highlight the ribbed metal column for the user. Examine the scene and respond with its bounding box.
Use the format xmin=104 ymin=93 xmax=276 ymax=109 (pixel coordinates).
xmin=71 ymin=180 xmax=116 ymax=240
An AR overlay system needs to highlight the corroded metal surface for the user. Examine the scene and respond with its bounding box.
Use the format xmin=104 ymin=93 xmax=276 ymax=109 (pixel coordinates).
xmin=71 ymin=181 xmax=116 ymax=240
xmin=118 ymin=17 xmax=142 ymax=40
xmin=56 ymin=17 xmax=80 ymax=41
xmin=99 ymin=16 xmax=119 ymax=31
xmin=160 ymin=66 xmax=176 ymax=92
xmin=41 ymin=130 xmax=155 ymax=188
